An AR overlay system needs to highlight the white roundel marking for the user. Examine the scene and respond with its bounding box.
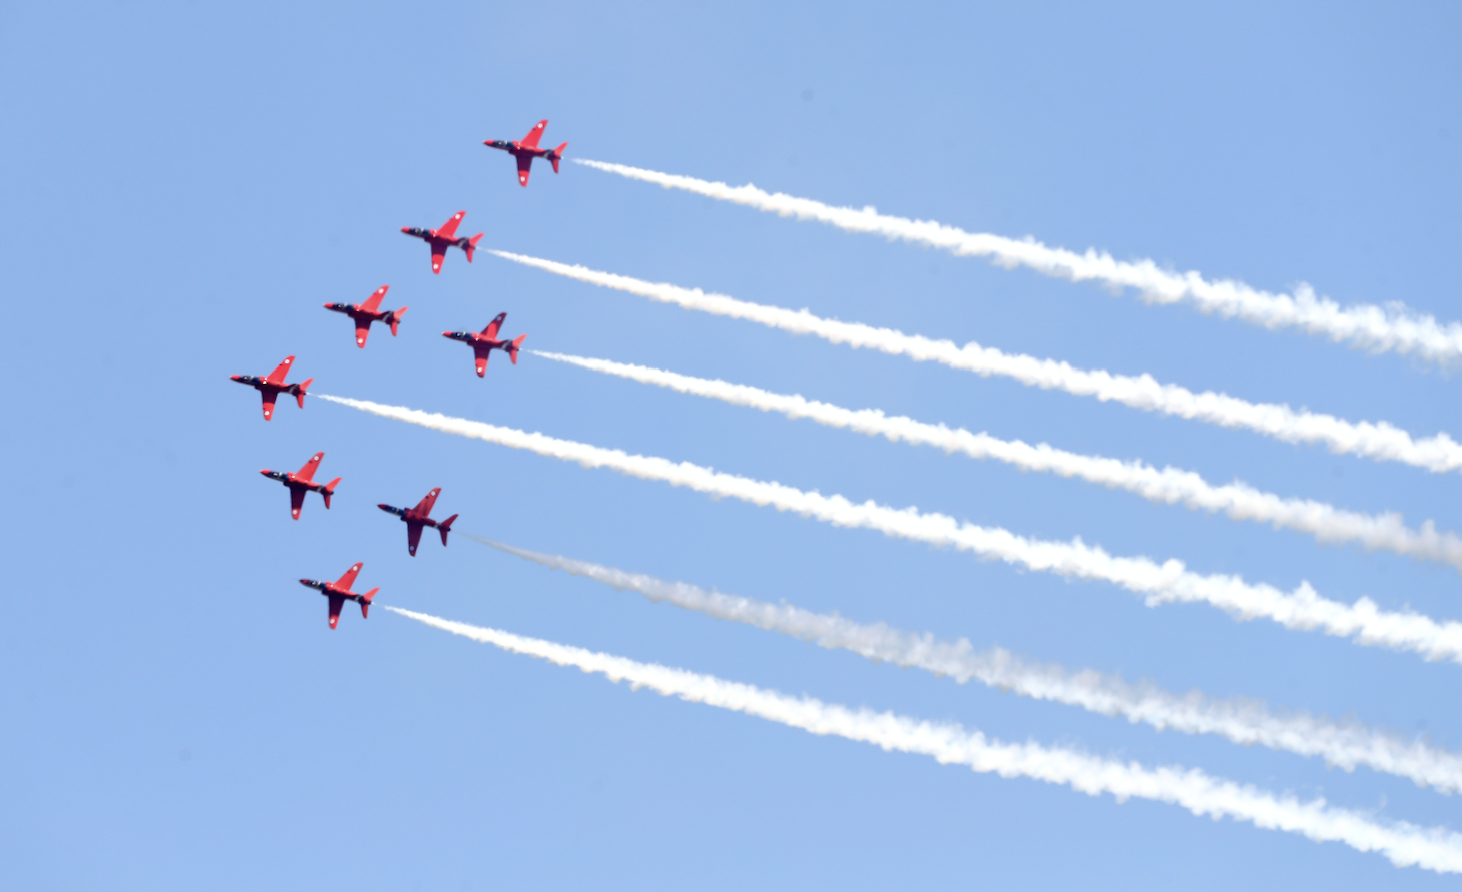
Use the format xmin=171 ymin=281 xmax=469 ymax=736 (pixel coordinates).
xmin=433 ymin=264 xmax=440 ymax=270
xmin=357 ymin=338 xmax=364 ymax=344
xmin=536 ymin=123 xmax=543 ymax=128
xmin=520 ymin=176 xmax=526 ymax=182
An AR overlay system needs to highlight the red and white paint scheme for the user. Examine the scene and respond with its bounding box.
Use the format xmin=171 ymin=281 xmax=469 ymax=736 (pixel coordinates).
xmin=400 ymin=211 xmax=483 ymax=274
xmin=324 ymin=285 xmax=408 ymax=348
xmin=377 ymin=487 xmax=458 ymax=557
xmin=230 ymin=356 xmax=313 ymax=421
xmin=484 ymin=119 xmax=568 ymax=187
xmin=299 ymin=562 xmax=377 ymax=630
xmin=442 ymin=312 xmax=526 ymax=377
xmin=260 ymin=451 xmax=341 ymax=520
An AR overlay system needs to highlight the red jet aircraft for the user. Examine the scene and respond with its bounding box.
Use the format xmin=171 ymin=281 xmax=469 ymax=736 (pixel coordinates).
xmin=230 ymin=356 xmax=312 ymax=421
xmin=443 ymin=312 xmax=525 ymax=377
xmin=484 ymin=119 xmax=568 ymax=187
xmin=401 ymin=211 xmax=483 ymax=274
xmin=324 ymin=285 xmax=408 ymax=348
xmin=378 ymin=487 xmax=458 ymax=556
xmin=260 ymin=451 xmax=341 ymax=520
xmin=299 ymin=562 xmax=376 ymax=629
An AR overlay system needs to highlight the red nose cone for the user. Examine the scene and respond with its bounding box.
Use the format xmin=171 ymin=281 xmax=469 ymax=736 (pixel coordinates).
xmin=230 ymin=375 xmax=242 ymax=382
xmin=400 ymin=227 xmax=411 ymax=233
xmin=441 ymin=331 xmax=454 ymax=338
xmin=259 ymin=469 xmax=272 ymax=477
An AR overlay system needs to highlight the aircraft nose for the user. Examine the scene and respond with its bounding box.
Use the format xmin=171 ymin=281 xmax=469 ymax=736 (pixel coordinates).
xmin=229 ymin=375 xmax=242 ymax=382
xmin=400 ymin=227 xmax=411 ymax=234
xmin=441 ymin=331 xmax=454 ymax=338
xmin=259 ymin=469 xmax=272 ymax=477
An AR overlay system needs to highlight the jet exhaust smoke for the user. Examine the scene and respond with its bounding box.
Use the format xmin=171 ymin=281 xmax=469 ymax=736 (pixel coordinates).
xmin=319 ymin=393 xmax=1462 ymax=664
xmin=574 ymin=158 xmax=1462 ymax=364
xmin=466 ymin=534 xmax=1462 ymax=794
xmin=532 ymin=349 xmax=1462 ymax=570
xmin=490 ymin=250 xmax=1462 ymax=476
xmin=384 ymin=604 xmax=1462 ymax=874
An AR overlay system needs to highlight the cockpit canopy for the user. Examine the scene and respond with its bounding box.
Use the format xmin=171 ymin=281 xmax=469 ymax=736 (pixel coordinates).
xmin=404 ymin=227 xmax=429 ymax=237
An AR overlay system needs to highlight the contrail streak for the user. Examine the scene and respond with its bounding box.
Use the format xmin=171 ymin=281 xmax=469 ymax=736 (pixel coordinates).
xmin=574 ymin=158 xmax=1462 ymax=364
xmin=385 ymin=605 xmax=1462 ymax=874
xmin=532 ymin=349 xmax=1462 ymax=569
xmin=490 ymin=250 xmax=1462 ymax=475
xmin=319 ymin=393 xmax=1462 ymax=663
xmin=468 ymin=534 xmax=1462 ymax=794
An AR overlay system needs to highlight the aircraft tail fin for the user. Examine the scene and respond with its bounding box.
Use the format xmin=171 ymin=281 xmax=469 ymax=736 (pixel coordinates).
xmin=294 ymin=379 xmax=314 ymax=408
xmin=465 ymin=233 xmax=484 ymax=263
xmin=360 ymin=587 xmax=378 ymax=618
xmin=322 ymin=477 xmax=341 ymax=509
xmin=388 ymin=306 xmax=408 ymax=337
xmin=550 ymin=143 xmax=568 ymax=173
xmin=438 ymin=514 xmax=458 ymax=546
xmin=508 ymin=334 xmax=526 ymax=364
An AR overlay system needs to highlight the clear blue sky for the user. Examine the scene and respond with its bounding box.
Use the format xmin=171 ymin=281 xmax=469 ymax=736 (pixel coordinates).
xmin=3 ymin=2 xmax=1460 ymax=889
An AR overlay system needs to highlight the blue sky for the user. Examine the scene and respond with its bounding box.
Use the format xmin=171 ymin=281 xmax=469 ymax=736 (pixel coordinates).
xmin=2 ymin=1 xmax=1460 ymax=888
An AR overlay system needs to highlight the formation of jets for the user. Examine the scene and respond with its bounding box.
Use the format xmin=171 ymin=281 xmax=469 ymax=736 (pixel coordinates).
xmin=231 ymin=119 xmax=565 ymax=627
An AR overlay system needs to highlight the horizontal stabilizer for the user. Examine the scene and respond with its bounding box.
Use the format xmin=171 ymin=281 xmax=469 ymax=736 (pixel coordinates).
xmin=388 ymin=306 xmax=408 ymax=336
xmin=360 ymin=587 xmax=378 ymax=618
xmin=438 ymin=513 xmax=458 ymax=546
xmin=322 ymin=477 xmax=341 ymax=509
xmin=550 ymin=142 xmax=567 ymax=173
xmin=465 ymin=233 xmax=483 ymax=263
xmin=508 ymin=334 xmax=526 ymax=364
xmin=295 ymin=379 xmax=314 ymax=409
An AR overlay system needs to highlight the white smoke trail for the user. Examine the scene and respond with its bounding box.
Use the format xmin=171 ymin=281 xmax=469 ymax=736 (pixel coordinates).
xmin=319 ymin=393 xmax=1462 ymax=663
xmin=468 ymin=534 xmax=1462 ymax=794
xmin=490 ymin=250 xmax=1462 ymax=475
xmin=385 ymin=605 xmax=1462 ymax=874
xmin=532 ymin=349 xmax=1462 ymax=569
xmin=574 ymin=158 xmax=1462 ymax=364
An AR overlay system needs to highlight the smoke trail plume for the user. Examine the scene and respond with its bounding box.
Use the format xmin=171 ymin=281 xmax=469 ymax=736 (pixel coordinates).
xmin=574 ymin=158 xmax=1462 ymax=364
xmin=468 ymin=534 xmax=1462 ymax=794
xmin=490 ymin=250 xmax=1462 ymax=475
xmin=319 ymin=393 xmax=1462 ymax=663
xmin=533 ymin=349 xmax=1462 ymax=569
xmin=385 ymin=605 xmax=1462 ymax=874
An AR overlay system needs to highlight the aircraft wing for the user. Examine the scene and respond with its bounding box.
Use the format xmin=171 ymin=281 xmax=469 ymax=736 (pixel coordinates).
xmin=406 ymin=520 xmax=424 ymax=557
xmin=328 ymin=594 xmax=345 ymax=629
xmin=436 ymin=211 xmax=465 ymax=240
xmin=295 ymin=452 xmax=324 ymax=483
xmin=289 ymin=486 xmax=307 ymax=520
xmin=473 ymin=344 xmax=491 ymax=377
xmin=430 ymin=245 xmax=447 ymax=274
xmin=334 ymin=561 xmax=363 ymax=590
xmin=264 ymin=356 xmax=295 ymax=385
xmin=355 ymin=320 xmax=372 ymax=347
xmin=260 ymin=390 xmax=278 ymax=421
xmin=516 ymin=153 xmax=533 ymax=187
xmin=412 ymin=487 xmax=441 ymax=517
xmin=359 ymin=285 xmax=389 ymax=314
xmin=481 ymin=312 xmax=506 ymax=341
xmin=520 ymin=119 xmax=547 ymax=148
